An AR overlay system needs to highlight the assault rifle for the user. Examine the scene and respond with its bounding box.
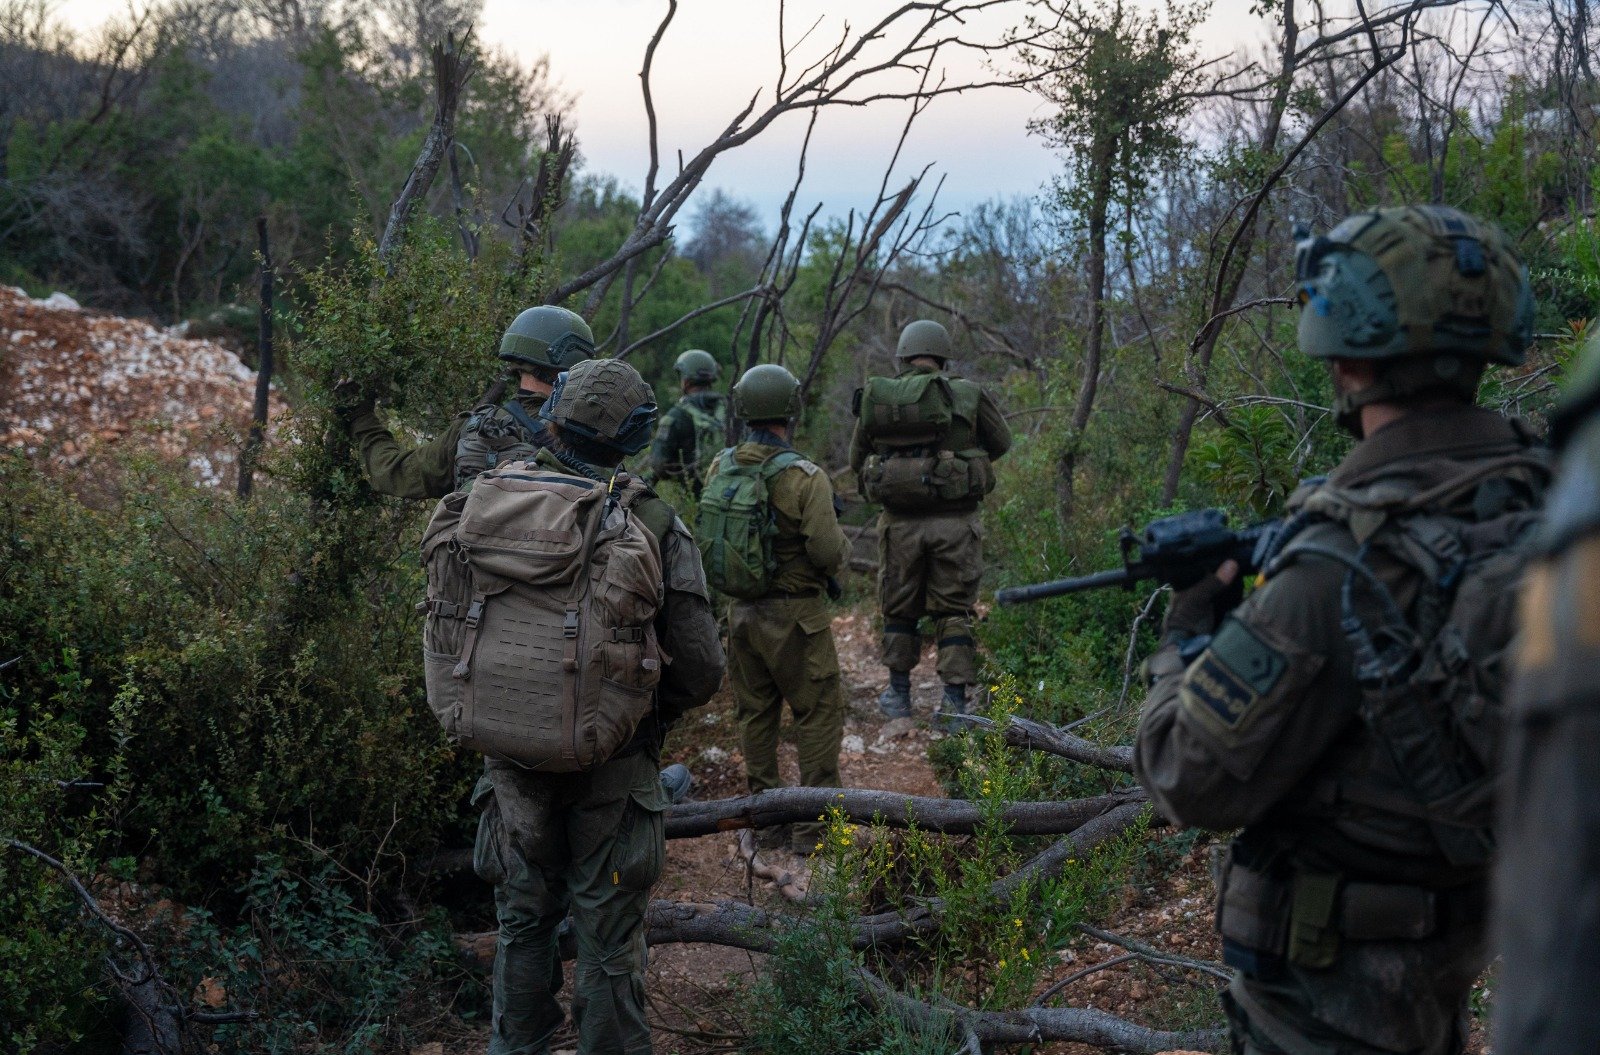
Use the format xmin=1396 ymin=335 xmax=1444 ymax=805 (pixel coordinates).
xmin=995 ymin=509 xmax=1280 ymax=606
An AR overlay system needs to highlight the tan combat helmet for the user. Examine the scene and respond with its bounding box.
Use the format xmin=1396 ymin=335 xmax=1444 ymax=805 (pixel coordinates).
xmin=539 ymin=359 xmax=658 ymax=456
xmin=1294 ymin=204 xmax=1533 ymax=433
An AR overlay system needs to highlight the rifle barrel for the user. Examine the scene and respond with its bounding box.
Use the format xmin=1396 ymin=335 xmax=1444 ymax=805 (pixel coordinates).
xmin=995 ymin=568 xmax=1132 ymax=606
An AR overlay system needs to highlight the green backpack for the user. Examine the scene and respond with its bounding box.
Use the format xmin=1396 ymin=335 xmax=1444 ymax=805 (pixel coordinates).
xmin=680 ymin=398 xmax=729 ymax=476
xmin=695 ymin=448 xmax=802 ymax=600
xmin=855 ymin=373 xmax=954 ymax=446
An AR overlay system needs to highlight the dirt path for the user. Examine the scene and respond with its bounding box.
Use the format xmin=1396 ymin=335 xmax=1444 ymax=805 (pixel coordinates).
xmin=644 ymin=609 xmax=950 ymax=1047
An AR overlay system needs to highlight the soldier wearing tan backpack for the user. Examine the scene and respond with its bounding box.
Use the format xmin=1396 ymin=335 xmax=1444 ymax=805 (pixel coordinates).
xmin=421 ymin=358 xmax=724 ymax=1055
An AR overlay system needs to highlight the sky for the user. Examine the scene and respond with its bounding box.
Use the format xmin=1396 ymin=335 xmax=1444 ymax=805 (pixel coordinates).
xmin=53 ymin=0 xmax=1271 ymax=233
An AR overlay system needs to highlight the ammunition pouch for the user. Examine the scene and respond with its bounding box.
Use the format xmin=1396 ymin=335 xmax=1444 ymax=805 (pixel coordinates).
xmin=863 ymin=448 xmax=993 ymax=513
xmin=1215 ymin=846 xmax=1439 ymax=978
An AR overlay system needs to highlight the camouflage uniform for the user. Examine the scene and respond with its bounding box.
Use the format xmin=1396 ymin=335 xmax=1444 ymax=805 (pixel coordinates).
xmin=848 ymin=362 xmax=1011 ymax=689
xmin=714 ymin=429 xmax=850 ymax=850
xmin=1494 ymin=336 xmax=1600 ymax=1055
xmin=1138 ymin=406 xmax=1543 ymax=1055
xmin=472 ymin=445 xmax=725 ymax=1055
xmin=648 ymin=390 xmax=727 ymax=490
xmin=348 ymin=391 xmax=551 ymax=500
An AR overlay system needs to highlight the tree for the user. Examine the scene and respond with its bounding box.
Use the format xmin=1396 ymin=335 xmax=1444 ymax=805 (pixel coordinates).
xmin=1022 ymin=0 xmax=1205 ymax=522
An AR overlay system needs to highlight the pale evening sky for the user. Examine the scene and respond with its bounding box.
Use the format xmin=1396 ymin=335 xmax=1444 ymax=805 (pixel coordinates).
xmin=55 ymin=0 xmax=1269 ymax=231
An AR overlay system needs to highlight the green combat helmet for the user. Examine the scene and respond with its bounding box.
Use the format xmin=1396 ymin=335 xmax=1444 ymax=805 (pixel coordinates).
xmin=895 ymin=319 xmax=953 ymax=363
xmin=1294 ymin=204 xmax=1533 ymax=434
xmin=498 ymin=305 xmax=596 ymax=372
xmin=675 ymin=348 xmax=720 ymax=385
xmin=731 ymin=363 xmax=803 ymax=421
xmin=540 ymin=358 xmax=658 ymax=456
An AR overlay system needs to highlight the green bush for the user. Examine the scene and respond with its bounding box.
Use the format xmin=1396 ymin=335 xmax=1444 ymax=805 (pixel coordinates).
xmin=170 ymin=856 xmax=469 ymax=1055
xmin=0 ymin=451 xmax=477 ymax=907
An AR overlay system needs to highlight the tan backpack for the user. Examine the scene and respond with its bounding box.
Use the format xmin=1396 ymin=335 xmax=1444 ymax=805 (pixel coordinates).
xmin=420 ymin=464 xmax=665 ymax=771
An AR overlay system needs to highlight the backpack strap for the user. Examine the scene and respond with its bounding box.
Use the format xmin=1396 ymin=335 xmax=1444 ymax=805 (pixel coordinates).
xmin=500 ymin=397 xmax=544 ymax=441
xmin=759 ymin=449 xmax=804 ymax=480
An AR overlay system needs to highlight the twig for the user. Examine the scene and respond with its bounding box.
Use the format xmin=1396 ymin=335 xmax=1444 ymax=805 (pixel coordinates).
xmin=1077 ymin=923 xmax=1231 ymax=981
xmin=1117 ymin=588 xmax=1166 ymax=710
xmin=734 ymin=830 xmax=807 ymax=902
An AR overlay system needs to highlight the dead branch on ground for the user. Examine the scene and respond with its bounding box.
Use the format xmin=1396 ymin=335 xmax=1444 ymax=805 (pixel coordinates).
xmin=666 ymin=784 xmax=1144 ymax=839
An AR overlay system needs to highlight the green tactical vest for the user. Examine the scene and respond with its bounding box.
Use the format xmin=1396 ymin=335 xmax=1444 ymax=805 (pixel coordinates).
xmin=695 ymin=448 xmax=802 ymax=600
xmin=452 ymin=396 xmax=549 ymax=490
xmin=679 ymin=397 xmax=728 ymax=477
xmin=856 ymin=373 xmax=992 ymax=513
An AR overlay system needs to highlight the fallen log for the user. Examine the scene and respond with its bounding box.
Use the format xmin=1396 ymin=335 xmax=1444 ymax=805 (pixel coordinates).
xmin=857 ymin=967 xmax=1226 ymax=1054
xmin=645 ymin=801 xmax=1152 ymax=952
xmin=665 ymin=785 xmax=1145 ymax=839
xmin=949 ymin=713 xmax=1135 ymax=772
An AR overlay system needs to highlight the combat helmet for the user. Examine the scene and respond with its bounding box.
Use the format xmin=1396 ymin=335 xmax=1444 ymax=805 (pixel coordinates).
xmin=1294 ymin=204 xmax=1533 ymax=433
xmin=895 ymin=319 xmax=953 ymax=364
xmin=675 ymin=348 xmax=720 ymax=385
xmin=731 ymin=363 xmax=803 ymax=421
xmin=498 ymin=305 xmax=595 ymax=372
xmin=539 ymin=358 xmax=658 ymax=457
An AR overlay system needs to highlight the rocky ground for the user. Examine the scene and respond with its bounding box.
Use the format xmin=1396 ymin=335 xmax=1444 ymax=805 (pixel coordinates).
xmin=0 ymin=285 xmax=281 ymax=483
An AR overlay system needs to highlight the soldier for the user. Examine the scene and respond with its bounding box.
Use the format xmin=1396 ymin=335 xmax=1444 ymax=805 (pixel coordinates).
xmin=344 ymin=307 xmax=694 ymax=805
xmin=648 ymin=348 xmax=728 ymax=492
xmin=470 ymin=358 xmax=726 ymax=1055
xmin=1493 ymin=330 xmax=1600 ymax=1054
xmin=342 ymin=304 xmax=594 ymax=500
xmin=848 ymin=320 xmax=1011 ymax=729
xmin=700 ymin=364 xmax=850 ymax=854
xmin=1135 ymin=205 xmax=1545 ymax=1055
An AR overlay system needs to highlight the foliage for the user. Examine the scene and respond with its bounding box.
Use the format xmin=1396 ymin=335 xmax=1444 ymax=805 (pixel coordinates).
xmin=170 ymin=856 xmax=468 ymax=1055
xmin=0 ymin=451 xmax=476 ymax=909
xmin=750 ymin=681 xmax=1152 ymax=1049
xmin=0 ymin=707 xmax=119 ymax=1051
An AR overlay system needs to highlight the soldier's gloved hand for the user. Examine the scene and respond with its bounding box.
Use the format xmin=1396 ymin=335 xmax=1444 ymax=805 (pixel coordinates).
xmin=826 ymin=576 xmax=843 ymax=601
xmin=1161 ymin=560 xmax=1242 ymax=645
xmin=331 ymin=377 xmax=375 ymax=423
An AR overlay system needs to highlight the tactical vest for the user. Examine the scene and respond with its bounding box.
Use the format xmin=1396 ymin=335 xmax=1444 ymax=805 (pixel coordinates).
xmin=856 ymin=374 xmax=994 ymax=513
xmin=420 ymin=468 xmax=664 ymax=772
xmin=1215 ymin=451 xmax=1549 ymax=976
xmin=452 ymin=397 xmax=548 ymax=490
xmin=678 ymin=395 xmax=728 ymax=478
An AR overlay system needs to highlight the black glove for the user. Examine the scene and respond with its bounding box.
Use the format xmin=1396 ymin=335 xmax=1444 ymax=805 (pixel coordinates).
xmin=331 ymin=378 xmax=375 ymax=423
xmin=1162 ymin=562 xmax=1244 ymax=644
xmin=826 ymin=576 xmax=843 ymax=601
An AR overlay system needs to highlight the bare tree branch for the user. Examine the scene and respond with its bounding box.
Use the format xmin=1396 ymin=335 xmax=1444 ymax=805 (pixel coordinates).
xmin=377 ymin=32 xmax=476 ymax=275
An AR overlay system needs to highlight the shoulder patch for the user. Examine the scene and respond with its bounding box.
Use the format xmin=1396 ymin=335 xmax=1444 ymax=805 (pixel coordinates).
xmin=1179 ymin=618 xmax=1288 ymax=733
xmin=791 ymin=457 xmax=821 ymax=476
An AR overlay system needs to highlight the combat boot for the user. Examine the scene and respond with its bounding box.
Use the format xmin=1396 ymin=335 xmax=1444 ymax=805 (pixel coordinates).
xmin=877 ymin=669 xmax=912 ymax=718
xmin=934 ymin=683 xmax=970 ymax=733
xmin=659 ymin=764 xmax=693 ymax=804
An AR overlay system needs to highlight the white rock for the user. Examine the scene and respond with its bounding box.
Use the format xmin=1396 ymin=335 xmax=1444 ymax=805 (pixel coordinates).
xmin=699 ymin=746 xmax=729 ymax=764
xmin=876 ymin=717 xmax=918 ymax=743
xmin=841 ymin=734 xmax=866 ymax=754
xmin=39 ymin=291 xmax=80 ymax=310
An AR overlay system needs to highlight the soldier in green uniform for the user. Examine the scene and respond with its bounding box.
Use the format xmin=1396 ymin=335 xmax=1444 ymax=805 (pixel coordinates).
xmin=848 ymin=320 xmax=1011 ymax=728
xmin=704 ymin=364 xmax=850 ymax=854
xmin=648 ymin=348 xmax=728 ymax=492
xmin=342 ymin=305 xmax=594 ymax=499
xmin=472 ymin=358 xmax=726 ymax=1055
xmin=1494 ymin=330 xmax=1600 ymax=1055
xmin=1136 ymin=205 xmax=1544 ymax=1055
